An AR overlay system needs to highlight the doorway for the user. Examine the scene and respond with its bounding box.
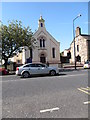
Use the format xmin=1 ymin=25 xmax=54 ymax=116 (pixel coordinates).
xmin=40 ymin=54 xmax=46 ymax=63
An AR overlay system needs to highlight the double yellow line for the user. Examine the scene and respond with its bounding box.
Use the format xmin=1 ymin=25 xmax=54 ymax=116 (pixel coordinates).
xmin=77 ymin=87 xmax=90 ymax=95
xmin=77 ymin=87 xmax=90 ymax=104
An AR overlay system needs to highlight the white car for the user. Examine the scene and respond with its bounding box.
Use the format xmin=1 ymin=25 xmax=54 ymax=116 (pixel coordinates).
xmin=84 ymin=61 xmax=90 ymax=69
xmin=16 ymin=63 xmax=59 ymax=78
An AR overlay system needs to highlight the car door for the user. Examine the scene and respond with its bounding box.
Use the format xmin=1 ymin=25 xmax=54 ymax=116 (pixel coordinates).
xmin=29 ymin=64 xmax=39 ymax=75
xmin=35 ymin=64 xmax=49 ymax=75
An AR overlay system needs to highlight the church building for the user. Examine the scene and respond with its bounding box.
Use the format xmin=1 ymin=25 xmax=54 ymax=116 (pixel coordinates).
xmin=22 ymin=16 xmax=60 ymax=67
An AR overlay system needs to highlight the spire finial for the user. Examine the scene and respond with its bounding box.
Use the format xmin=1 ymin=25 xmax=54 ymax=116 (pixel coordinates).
xmin=40 ymin=14 xmax=42 ymax=20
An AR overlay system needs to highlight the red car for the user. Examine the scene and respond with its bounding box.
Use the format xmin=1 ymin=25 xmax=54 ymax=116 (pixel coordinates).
xmin=0 ymin=68 xmax=9 ymax=75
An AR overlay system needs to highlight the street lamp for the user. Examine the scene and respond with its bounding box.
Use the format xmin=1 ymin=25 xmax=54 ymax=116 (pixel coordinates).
xmin=73 ymin=14 xmax=81 ymax=70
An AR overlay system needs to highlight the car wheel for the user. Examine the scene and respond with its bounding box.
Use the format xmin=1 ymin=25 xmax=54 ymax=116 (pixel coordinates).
xmin=22 ymin=72 xmax=30 ymax=78
xmin=50 ymin=70 xmax=56 ymax=76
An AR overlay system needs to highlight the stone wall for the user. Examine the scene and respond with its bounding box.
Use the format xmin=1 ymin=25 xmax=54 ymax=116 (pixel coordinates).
xmin=87 ymin=40 xmax=90 ymax=61
xmin=70 ymin=35 xmax=88 ymax=64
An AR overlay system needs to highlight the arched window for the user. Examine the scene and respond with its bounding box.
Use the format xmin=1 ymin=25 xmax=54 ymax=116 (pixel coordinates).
xmin=40 ymin=38 xmax=45 ymax=48
xmin=41 ymin=23 xmax=43 ymax=27
xmin=40 ymin=39 xmax=42 ymax=47
xmin=76 ymin=55 xmax=81 ymax=62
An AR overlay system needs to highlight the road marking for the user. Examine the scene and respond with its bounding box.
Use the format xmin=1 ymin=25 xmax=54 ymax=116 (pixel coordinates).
xmin=77 ymin=88 xmax=90 ymax=95
xmin=40 ymin=107 xmax=59 ymax=113
xmin=81 ymin=87 xmax=90 ymax=91
xmin=84 ymin=101 xmax=90 ymax=105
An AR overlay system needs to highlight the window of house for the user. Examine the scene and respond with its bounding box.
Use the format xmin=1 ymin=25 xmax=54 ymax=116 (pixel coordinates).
xmin=52 ymin=48 xmax=55 ymax=58
xmin=77 ymin=45 xmax=79 ymax=52
xmin=41 ymin=23 xmax=43 ymax=27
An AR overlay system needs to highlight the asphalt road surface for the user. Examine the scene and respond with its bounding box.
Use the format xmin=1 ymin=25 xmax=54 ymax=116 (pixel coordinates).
xmin=1 ymin=69 xmax=89 ymax=118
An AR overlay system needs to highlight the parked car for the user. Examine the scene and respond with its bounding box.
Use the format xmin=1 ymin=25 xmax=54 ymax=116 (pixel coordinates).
xmin=84 ymin=61 xmax=90 ymax=69
xmin=0 ymin=67 xmax=9 ymax=75
xmin=16 ymin=63 xmax=59 ymax=78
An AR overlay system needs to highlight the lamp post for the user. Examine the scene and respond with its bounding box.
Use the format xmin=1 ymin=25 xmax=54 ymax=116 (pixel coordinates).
xmin=73 ymin=14 xmax=81 ymax=70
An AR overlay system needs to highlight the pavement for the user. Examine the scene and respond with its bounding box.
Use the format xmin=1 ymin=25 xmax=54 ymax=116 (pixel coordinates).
xmin=59 ymin=67 xmax=84 ymax=72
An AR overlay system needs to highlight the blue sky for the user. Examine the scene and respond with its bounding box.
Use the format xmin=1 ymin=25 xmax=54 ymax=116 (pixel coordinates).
xmin=2 ymin=2 xmax=88 ymax=52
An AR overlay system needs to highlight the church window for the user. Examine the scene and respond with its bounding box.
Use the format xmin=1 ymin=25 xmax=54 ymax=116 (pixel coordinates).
xmin=40 ymin=39 xmax=42 ymax=47
xmin=40 ymin=39 xmax=45 ymax=48
xmin=43 ymin=39 xmax=45 ymax=47
xmin=52 ymin=48 xmax=55 ymax=58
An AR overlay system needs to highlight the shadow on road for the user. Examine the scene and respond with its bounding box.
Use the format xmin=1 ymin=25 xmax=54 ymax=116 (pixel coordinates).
xmin=20 ymin=73 xmax=67 ymax=79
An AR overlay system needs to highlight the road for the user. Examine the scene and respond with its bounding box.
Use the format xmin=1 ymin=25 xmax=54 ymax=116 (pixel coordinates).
xmin=1 ymin=69 xmax=89 ymax=118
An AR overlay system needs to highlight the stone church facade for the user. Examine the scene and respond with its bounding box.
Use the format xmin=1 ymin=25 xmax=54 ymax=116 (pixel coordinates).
xmin=11 ymin=16 xmax=60 ymax=67
xmin=70 ymin=27 xmax=90 ymax=64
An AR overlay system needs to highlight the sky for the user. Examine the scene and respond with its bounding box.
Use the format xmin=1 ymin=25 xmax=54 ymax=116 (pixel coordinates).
xmin=1 ymin=2 xmax=88 ymax=52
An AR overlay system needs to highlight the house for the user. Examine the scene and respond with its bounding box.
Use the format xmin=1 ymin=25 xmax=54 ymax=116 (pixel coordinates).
xmin=9 ymin=52 xmax=23 ymax=65
xmin=70 ymin=26 xmax=90 ymax=64
xmin=9 ymin=16 xmax=60 ymax=67
xmin=60 ymin=48 xmax=71 ymax=63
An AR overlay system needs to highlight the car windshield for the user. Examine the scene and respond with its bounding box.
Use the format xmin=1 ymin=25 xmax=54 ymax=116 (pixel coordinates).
xmin=23 ymin=64 xmax=36 ymax=67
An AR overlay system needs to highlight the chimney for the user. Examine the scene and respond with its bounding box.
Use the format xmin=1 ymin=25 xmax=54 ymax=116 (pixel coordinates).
xmin=75 ymin=26 xmax=81 ymax=37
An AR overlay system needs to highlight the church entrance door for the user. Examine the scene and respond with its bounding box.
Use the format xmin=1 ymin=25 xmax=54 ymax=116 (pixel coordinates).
xmin=40 ymin=54 xmax=46 ymax=63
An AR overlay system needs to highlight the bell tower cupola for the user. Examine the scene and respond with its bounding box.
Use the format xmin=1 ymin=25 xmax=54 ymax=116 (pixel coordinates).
xmin=38 ymin=15 xmax=45 ymax=28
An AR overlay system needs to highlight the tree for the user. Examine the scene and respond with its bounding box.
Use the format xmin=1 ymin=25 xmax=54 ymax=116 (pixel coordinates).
xmin=0 ymin=20 xmax=36 ymax=69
